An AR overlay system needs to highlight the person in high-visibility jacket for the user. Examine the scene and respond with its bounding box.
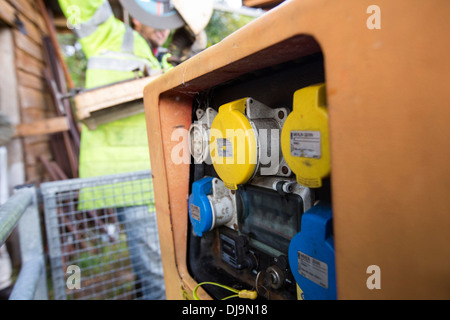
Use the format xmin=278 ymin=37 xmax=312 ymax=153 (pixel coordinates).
xmin=58 ymin=0 xmax=173 ymax=300
xmin=59 ymin=0 xmax=172 ymax=178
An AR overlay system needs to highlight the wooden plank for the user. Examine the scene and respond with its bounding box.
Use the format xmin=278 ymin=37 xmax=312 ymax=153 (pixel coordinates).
xmin=17 ymin=86 xmax=49 ymax=110
xmin=23 ymin=140 xmax=52 ymax=165
xmin=33 ymin=9 xmax=48 ymax=36
xmin=16 ymin=12 xmax=43 ymax=47
xmin=9 ymin=0 xmax=35 ymax=21
xmin=15 ymin=9 xmax=59 ymax=184
xmin=14 ymin=116 xmax=70 ymax=138
xmin=155 ymin=94 xmax=194 ymax=300
xmin=19 ymin=133 xmax=51 ymax=145
xmin=20 ymin=107 xmax=46 ymax=123
xmin=17 ymin=70 xmax=46 ymax=91
xmin=81 ymin=100 xmax=145 ymax=130
xmin=0 ymin=0 xmax=16 ymax=26
xmin=15 ymin=49 xmax=45 ymax=78
xmin=74 ymin=76 xmax=160 ymax=120
xmin=13 ymin=29 xmax=43 ymax=62
xmin=9 ymin=0 xmax=47 ymax=33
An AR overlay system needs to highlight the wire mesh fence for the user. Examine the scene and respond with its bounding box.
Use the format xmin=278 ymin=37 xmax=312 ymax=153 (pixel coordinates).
xmin=41 ymin=170 xmax=165 ymax=300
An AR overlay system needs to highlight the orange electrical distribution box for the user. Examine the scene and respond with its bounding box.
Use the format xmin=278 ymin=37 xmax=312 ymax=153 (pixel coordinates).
xmin=143 ymin=0 xmax=450 ymax=300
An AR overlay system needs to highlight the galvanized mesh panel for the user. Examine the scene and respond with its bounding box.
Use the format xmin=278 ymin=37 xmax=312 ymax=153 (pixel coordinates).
xmin=41 ymin=170 xmax=165 ymax=300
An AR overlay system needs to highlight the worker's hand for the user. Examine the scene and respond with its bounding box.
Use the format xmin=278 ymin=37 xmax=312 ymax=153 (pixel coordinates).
xmin=166 ymin=55 xmax=183 ymax=67
xmin=161 ymin=53 xmax=175 ymax=70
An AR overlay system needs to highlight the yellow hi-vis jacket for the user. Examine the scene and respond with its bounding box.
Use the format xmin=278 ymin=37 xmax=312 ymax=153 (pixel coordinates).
xmin=59 ymin=0 xmax=171 ymax=208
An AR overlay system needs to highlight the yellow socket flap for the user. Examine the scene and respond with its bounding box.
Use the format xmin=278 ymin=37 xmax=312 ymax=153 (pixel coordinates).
xmin=210 ymin=98 xmax=257 ymax=190
xmin=281 ymin=83 xmax=329 ymax=188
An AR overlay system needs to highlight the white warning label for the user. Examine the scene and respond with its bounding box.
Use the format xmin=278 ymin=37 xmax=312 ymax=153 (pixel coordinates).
xmin=217 ymin=138 xmax=233 ymax=158
xmin=190 ymin=204 xmax=201 ymax=221
xmin=298 ymin=251 xmax=328 ymax=289
xmin=290 ymin=131 xmax=321 ymax=159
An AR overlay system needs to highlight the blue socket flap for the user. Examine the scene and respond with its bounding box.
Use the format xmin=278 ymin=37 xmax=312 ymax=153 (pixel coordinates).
xmin=189 ymin=177 xmax=214 ymax=237
xmin=288 ymin=201 xmax=336 ymax=300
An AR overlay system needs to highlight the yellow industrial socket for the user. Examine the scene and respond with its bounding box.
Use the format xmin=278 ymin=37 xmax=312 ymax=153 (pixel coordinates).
xmin=209 ymin=98 xmax=258 ymax=190
xmin=281 ymin=83 xmax=329 ymax=188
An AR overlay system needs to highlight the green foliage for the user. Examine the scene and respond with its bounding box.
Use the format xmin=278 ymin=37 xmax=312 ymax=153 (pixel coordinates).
xmin=204 ymin=11 xmax=255 ymax=47
xmin=57 ymin=33 xmax=87 ymax=89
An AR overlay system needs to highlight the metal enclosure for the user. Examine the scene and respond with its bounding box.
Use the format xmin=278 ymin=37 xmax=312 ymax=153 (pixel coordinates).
xmin=143 ymin=0 xmax=450 ymax=299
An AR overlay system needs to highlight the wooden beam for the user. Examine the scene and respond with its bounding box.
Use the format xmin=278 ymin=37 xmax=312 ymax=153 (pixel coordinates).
xmin=74 ymin=75 xmax=159 ymax=121
xmin=39 ymin=156 xmax=68 ymax=180
xmin=14 ymin=116 xmax=70 ymax=138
